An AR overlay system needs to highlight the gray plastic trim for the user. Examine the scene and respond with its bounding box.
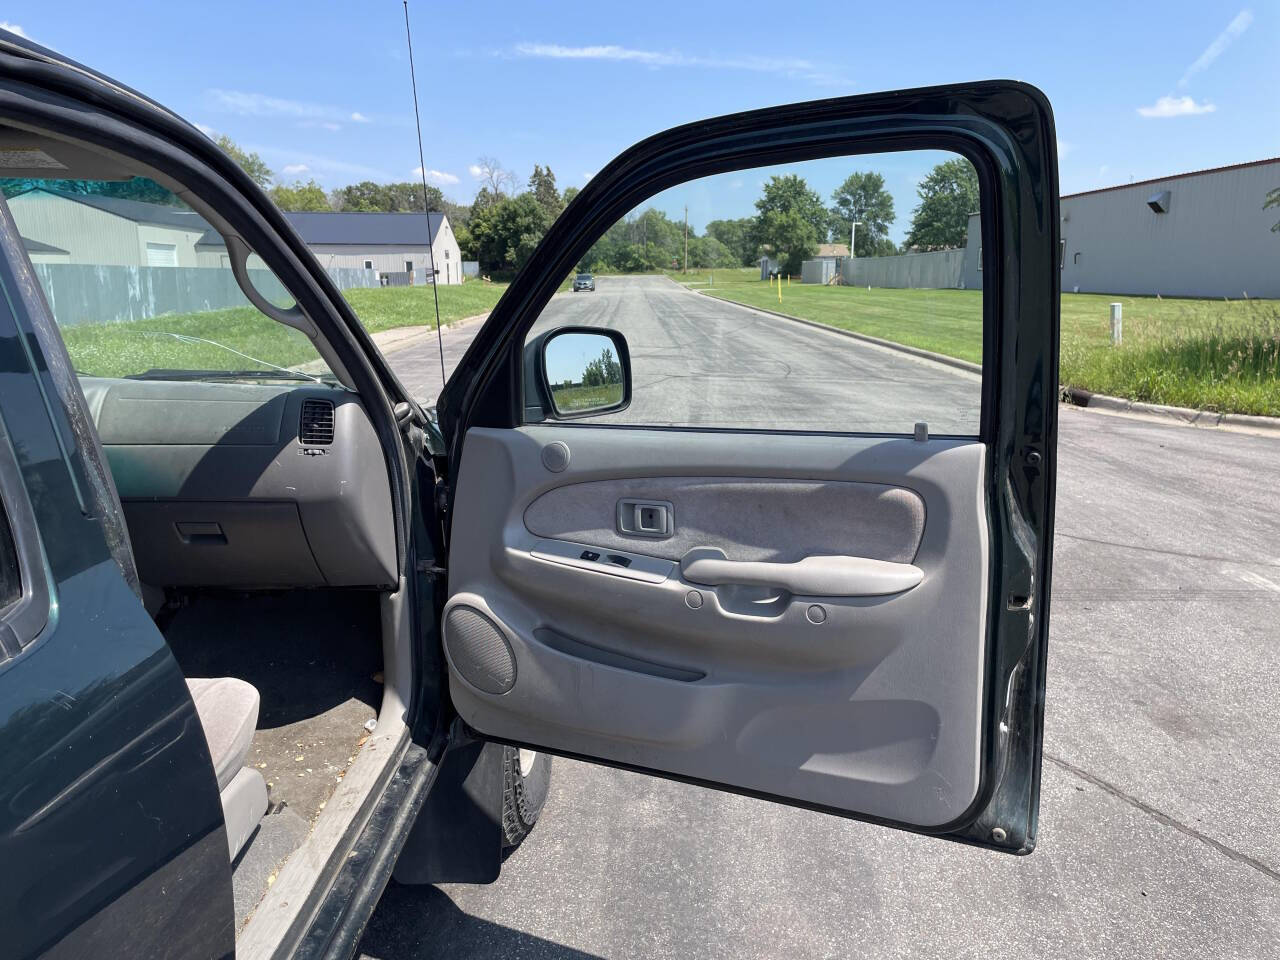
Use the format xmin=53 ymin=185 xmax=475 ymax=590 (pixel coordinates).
xmin=80 ymin=376 xmax=397 ymax=588
xmin=680 ymin=547 xmax=923 ymax=597
xmin=446 ymin=425 xmax=989 ymax=829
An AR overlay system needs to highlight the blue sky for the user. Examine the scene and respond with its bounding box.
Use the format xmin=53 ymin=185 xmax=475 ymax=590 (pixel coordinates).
xmin=5 ymin=2 xmax=1276 ymax=244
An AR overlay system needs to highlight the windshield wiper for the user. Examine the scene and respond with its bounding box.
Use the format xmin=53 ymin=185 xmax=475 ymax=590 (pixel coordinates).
xmin=134 ymin=331 xmax=323 ymax=383
xmin=128 ymin=368 xmax=327 ymax=383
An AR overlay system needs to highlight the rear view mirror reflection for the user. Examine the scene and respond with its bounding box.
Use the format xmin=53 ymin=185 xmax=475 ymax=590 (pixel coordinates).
xmin=542 ymin=329 xmax=630 ymax=418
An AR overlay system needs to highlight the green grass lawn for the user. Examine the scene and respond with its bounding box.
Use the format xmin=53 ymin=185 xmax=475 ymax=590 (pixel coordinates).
xmin=61 ymin=280 xmax=508 ymax=380
xmin=673 ymin=268 xmax=1280 ymax=416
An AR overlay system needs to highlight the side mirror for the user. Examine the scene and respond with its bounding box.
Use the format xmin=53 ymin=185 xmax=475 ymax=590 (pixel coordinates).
xmin=523 ymin=326 xmax=631 ymax=421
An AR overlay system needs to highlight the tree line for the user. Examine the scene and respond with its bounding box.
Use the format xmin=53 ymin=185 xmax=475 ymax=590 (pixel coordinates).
xmin=215 ymin=136 xmax=979 ymax=275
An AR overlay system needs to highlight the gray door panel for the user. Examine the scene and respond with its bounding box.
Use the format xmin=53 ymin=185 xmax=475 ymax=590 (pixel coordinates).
xmin=444 ymin=425 xmax=988 ymax=828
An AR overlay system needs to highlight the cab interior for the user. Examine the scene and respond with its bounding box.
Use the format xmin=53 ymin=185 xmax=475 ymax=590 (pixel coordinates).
xmin=0 ymin=123 xmax=417 ymax=944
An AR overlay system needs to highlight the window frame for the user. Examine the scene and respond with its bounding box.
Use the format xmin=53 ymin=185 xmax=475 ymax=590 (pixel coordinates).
xmin=0 ymin=411 xmax=51 ymax=665
xmin=516 ymin=150 xmax=990 ymax=439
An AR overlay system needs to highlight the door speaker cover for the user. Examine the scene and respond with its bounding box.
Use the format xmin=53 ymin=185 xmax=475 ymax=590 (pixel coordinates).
xmin=445 ymin=606 xmax=517 ymax=694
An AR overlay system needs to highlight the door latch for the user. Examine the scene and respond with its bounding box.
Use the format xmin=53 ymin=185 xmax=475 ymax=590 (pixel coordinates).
xmin=616 ymin=499 xmax=673 ymax=538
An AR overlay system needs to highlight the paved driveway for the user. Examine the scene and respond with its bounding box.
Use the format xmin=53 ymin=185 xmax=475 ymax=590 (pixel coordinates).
xmin=361 ymin=277 xmax=1280 ymax=959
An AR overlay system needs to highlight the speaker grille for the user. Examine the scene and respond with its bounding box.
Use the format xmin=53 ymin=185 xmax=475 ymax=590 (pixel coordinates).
xmin=444 ymin=606 xmax=516 ymax=694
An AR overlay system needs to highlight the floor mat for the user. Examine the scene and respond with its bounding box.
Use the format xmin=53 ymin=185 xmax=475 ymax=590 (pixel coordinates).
xmin=166 ymin=591 xmax=382 ymax=823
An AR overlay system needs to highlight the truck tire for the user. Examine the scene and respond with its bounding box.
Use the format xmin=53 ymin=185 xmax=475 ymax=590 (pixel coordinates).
xmin=501 ymin=746 xmax=551 ymax=850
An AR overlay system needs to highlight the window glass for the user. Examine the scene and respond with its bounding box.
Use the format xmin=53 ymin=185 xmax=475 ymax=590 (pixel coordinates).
xmin=523 ymin=151 xmax=983 ymax=435
xmin=1 ymin=176 xmax=334 ymax=384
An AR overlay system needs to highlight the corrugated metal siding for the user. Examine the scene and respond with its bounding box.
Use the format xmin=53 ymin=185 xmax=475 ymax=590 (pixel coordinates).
xmin=1061 ymin=160 xmax=1280 ymax=298
xmin=9 ymin=192 xmax=143 ymax=265
xmin=843 ymin=249 xmax=965 ymax=288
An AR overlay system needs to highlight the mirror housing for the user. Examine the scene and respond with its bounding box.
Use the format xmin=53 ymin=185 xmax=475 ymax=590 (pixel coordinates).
xmin=523 ymin=326 xmax=631 ymax=422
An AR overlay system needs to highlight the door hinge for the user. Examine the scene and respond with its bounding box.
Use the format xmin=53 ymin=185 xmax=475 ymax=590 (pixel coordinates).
xmin=415 ymin=560 xmax=447 ymax=580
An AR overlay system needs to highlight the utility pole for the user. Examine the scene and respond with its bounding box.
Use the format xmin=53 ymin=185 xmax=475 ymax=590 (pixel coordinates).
xmin=683 ymin=204 xmax=688 ymax=274
xmin=851 ymin=220 xmax=863 ymax=258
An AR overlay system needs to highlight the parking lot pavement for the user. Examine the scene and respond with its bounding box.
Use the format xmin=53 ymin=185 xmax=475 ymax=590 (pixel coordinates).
xmin=362 ymin=277 xmax=1280 ymax=959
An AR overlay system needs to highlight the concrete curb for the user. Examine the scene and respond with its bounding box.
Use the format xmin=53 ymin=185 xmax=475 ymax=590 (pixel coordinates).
xmin=369 ymin=311 xmax=490 ymax=358
xmin=677 ymin=279 xmax=1280 ymax=436
xmin=1063 ymin=387 xmax=1280 ymax=435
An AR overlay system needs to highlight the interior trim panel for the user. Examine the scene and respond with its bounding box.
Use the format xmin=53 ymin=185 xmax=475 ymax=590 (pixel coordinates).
xmin=445 ymin=425 xmax=990 ymax=829
xmin=79 ymin=376 xmax=397 ymax=589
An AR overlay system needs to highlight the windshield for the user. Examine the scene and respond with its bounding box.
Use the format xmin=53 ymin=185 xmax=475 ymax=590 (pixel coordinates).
xmin=1 ymin=175 xmax=341 ymax=384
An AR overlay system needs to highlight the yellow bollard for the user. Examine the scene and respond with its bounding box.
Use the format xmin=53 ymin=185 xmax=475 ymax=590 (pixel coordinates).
xmin=787 ymin=274 xmax=791 ymax=286
xmin=777 ymin=275 xmax=782 ymax=303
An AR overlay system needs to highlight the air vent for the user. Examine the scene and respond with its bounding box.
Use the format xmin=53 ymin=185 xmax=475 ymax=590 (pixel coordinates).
xmin=299 ymin=398 xmax=335 ymax=445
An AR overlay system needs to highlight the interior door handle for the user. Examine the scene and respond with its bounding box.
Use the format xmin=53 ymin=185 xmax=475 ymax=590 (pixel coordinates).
xmin=680 ymin=547 xmax=923 ymax=597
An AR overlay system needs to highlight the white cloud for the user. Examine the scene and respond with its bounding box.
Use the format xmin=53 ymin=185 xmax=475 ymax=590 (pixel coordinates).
xmin=1098 ymin=164 xmax=1109 ymax=178
xmin=0 ymin=21 xmax=29 ymax=38
xmin=581 ymin=171 xmax=594 ymax=182
xmin=194 ymin=122 xmax=217 ymax=137
xmin=247 ymin=144 xmax=395 ymax=184
xmin=206 ymin=89 xmax=374 ymax=130
xmin=511 ymin=42 xmax=846 ymax=85
xmin=414 ymin=167 xmax=459 ymax=185
xmin=1180 ymin=9 xmax=1253 ymax=88
xmin=1137 ymin=95 xmax=1217 ymax=118
xmin=728 ymin=179 xmax=744 ymax=189
xmin=282 ymin=163 xmax=310 ymax=176
xmin=468 ymin=164 xmax=484 ymax=178
xmin=1056 ymin=138 xmax=1074 ymax=158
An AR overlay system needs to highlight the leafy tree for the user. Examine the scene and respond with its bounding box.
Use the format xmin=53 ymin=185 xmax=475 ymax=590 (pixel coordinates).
xmin=582 ymin=347 xmax=622 ymax=387
xmin=470 ymin=186 xmax=501 ymax=217
xmin=687 ymin=235 xmax=737 ymax=269
xmin=468 ymin=192 xmax=551 ymax=271
xmin=753 ymin=175 xmax=828 ymax=244
xmin=705 ymin=217 xmax=758 ymax=266
xmin=829 ymin=171 xmax=895 ymax=256
xmin=562 ymin=185 xmax=581 ymax=206
xmin=904 ymin=158 xmax=979 ymax=250
xmin=330 ymin=180 xmax=445 ymax=213
xmin=268 ymin=179 xmax=331 ymax=211
xmin=214 ymin=135 xmax=272 ymax=188
xmin=754 ymin=209 xmax=820 ymax=275
xmin=455 ymin=224 xmax=475 ymax=260
xmin=529 ymin=165 xmax=563 ymax=219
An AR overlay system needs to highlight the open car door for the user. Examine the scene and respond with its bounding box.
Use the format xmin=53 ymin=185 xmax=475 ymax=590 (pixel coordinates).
xmin=435 ymin=82 xmax=1058 ymax=852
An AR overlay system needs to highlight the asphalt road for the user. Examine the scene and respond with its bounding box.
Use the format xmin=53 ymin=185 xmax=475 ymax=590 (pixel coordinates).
xmin=394 ymin=275 xmax=981 ymax=434
xmin=362 ymin=276 xmax=1280 ymax=959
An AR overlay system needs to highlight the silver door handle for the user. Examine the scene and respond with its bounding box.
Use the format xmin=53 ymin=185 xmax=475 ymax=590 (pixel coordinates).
xmin=680 ymin=547 xmax=923 ymax=597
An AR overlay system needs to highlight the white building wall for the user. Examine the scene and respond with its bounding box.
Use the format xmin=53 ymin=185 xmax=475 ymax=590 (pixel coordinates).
xmin=1060 ymin=160 xmax=1280 ymax=299
xmin=305 ymin=235 xmax=462 ymax=284
xmin=8 ymin=192 xmax=141 ymax=265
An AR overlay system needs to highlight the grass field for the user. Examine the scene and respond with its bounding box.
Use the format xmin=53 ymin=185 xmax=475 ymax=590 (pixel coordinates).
xmin=670 ymin=268 xmax=1280 ymax=416
xmin=61 ymin=280 xmax=508 ymax=380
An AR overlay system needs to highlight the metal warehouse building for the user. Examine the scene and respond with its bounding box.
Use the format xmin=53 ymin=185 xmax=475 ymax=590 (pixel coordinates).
xmin=961 ymin=156 xmax=1280 ymax=299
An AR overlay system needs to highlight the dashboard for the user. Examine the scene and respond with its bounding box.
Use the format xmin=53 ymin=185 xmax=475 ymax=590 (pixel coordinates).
xmin=78 ymin=376 xmax=398 ymax=590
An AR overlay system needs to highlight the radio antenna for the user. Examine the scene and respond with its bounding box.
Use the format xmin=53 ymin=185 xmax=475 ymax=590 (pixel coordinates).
xmin=403 ymin=0 xmax=447 ymax=390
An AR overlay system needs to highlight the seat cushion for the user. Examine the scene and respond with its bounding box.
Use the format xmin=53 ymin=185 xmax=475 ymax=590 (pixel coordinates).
xmin=187 ymin=677 xmax=260 ymax=792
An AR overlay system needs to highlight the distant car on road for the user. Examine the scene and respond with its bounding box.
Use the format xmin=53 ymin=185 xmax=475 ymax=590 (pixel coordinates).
xmin=573 ymin=272 xmax=596 ymax=291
